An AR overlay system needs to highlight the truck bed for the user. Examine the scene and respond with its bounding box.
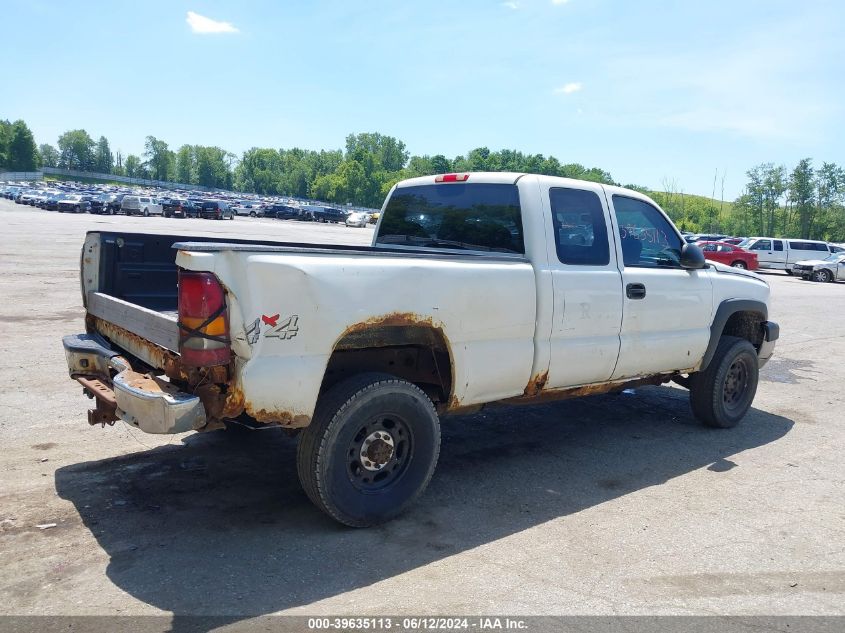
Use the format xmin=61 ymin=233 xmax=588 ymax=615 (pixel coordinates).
xmin=90 ymin=231 xmax=525 ymax=313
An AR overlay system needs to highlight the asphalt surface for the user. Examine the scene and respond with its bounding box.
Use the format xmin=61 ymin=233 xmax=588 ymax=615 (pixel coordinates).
xmin=0 ymin=199 xmax=843 ymax=620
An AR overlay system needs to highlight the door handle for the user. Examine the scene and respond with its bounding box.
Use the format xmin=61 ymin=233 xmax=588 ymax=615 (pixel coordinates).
xmin=626 ymin=283 xmax=646 ymax=299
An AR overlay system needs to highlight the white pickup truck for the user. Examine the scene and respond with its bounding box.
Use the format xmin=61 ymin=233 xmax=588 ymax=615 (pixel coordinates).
xmin=63 ymin=172 xmax=779 ymax=526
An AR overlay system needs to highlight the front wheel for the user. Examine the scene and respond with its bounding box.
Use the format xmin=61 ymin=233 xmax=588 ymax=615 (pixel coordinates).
xmin=689 ymin=336 xmax=759 ymax=428
xmin=812 ymin=269 xmax=832 ymax=283
xmin=297 ymin=373 xmax=441 ymax=527
xmin=143 ymin=208 xmax=150 ymax=217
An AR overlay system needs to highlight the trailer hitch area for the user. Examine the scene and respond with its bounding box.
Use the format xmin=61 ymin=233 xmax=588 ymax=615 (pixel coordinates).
xmin=77 ymin=375 xmax=119 ymax=427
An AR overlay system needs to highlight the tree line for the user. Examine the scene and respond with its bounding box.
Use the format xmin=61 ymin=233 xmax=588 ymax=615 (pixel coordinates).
xmin=3 ymin=117 xmax=843 ymax=240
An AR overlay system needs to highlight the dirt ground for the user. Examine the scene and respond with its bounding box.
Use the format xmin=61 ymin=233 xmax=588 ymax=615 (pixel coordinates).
xmin=0 ymin=200 xmax=843 ymax=620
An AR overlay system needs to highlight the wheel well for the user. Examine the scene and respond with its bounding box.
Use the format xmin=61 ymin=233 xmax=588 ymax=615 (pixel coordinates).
xmin=322 ymin=325 xmax=453 ymax=406
xmin=722 ymin=310 xmax=765 ymax=348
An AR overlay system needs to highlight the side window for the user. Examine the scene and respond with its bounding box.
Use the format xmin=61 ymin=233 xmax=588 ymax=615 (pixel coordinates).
xmin=773 ymin=240 xmax=784 ymax=251
xmin=788 ymin=241 xmax=805 ymax=250
xmin=718 ymin=245 xmax=732 ymax=252
xmin=815 ymin=243 xmax=829 ymax=251
xmin=702 ymin=244 xmax=717 ymax=252
xmin=751 ymin=240 xmax=772 ymax=250
xmin=549 ymin=187 xmax=609 ymax=266
xmin=611 ymin=195 xmax=683 ymax=267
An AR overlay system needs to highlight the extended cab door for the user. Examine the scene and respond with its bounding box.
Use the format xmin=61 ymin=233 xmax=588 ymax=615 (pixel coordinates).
xmin=541 ymin=182 xmax=624 ymax=388
xmin=748 ymin=238 xmax=785 ymax=269
xmin=608 ymin=193 xmax=713 ymax=379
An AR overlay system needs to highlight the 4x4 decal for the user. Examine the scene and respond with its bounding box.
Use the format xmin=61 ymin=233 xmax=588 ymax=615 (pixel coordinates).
xmin=240 ymin=314 xmax=300 ymax=345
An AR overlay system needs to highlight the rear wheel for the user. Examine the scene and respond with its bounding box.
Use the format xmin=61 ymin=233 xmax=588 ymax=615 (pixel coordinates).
xmin=731 ymin=260 xmax=747 ymax=269
xmin=812 ymin=269 xmax=832 ymax=283
xmin=689 ymin=336 xmax=759 ymax=428
xmin=785 ymin=269 xmax=793 ymax=276
xmin=297 ymin=373 xmax=440 ymax=527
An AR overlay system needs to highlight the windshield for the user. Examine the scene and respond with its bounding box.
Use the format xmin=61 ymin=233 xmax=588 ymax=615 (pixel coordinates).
xmin=376 ymin=183 xmax=524 ymax=253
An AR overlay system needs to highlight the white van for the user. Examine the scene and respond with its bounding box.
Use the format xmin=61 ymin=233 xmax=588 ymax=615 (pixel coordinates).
xmin=738 ymin=237 xmax=831 ymax=273
xmin=121 ymin=195 xmax=163 ymax=216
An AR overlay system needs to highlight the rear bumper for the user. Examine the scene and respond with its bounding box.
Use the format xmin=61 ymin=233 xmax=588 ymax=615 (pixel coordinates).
xmin=758 ymin=321 xmax=779 ymax=368
xmin=63 ymin=333 xmax=206 ymax=434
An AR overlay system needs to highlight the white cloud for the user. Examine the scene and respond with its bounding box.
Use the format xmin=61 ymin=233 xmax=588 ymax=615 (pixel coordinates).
xmin=554 ymin=82 xmax=582 ymax=95
xmin=501 ymin=2 xmax=520 ymax=9
xmin=186 ymin=11 xmax=239 ymax=34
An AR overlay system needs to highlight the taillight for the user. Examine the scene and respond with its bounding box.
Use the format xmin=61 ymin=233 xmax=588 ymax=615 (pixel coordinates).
xmin=435 ymin=173 xmax=470 ymax=183
xmin=178 ymin=270 xmax=231 ymax=366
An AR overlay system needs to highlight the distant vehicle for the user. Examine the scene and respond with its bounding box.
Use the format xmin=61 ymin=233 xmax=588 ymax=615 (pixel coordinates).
xmin=829 ymin=243 xmax=845 ymax=253
xmin=58 ymin=194 xmax=92 ymax=214
xmin=369 ymin=211 xmax=380 ymax=225
xmin=722 ymin=237 xmax=745 ymax=245
xmin=792 ymin=253 xmax=845 ymax=282
xmin=737 ymin=237 xmax=831 ymax=273
xmin=121 ymin=196 xmax=163 ymax=216
xmin=90 ymin=194 xmax=115 ymax=215
xmin=345 ymin=211 xmax=371 ymax=227
xmin=162 ymin=198 xmax=188 ymax=218
xmin=107 ymin=194 xmax=125 ymax=214
xmin=44 ymin=193 xmax=68 ymax=211
xmin=200 ymin=200 xmax=234 ymax=220
xmin=685 ymin=234 xmax=729 ymax=243
xmin=182 ymin=200 xmax=202 ymax=218
xmin=311 ymin=206 xmax=348 ymax=223
xmin=698 ymin=241 xmax=758 ymax=270
xmin=263 ymin=203 xmax=300 ymax=219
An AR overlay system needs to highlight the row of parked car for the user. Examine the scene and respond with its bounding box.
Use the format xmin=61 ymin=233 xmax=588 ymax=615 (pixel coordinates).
xmin=683 ymin=233 xmax=845 ymax=283
xmin=1 ymin=181 xmax=379 ymax=227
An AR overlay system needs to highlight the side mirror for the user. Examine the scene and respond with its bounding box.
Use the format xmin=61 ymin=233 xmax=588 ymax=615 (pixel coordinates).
xmin=680 ymin=243 xmax=706 ymax=269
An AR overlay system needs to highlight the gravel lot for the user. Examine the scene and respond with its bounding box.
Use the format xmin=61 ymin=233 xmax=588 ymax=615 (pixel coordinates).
xmin=0 ymin=199 xmax=843 ymax=619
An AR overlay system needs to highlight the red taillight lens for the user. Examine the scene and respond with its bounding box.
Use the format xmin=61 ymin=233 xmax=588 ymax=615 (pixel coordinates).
xmin=178 ymin=270 xmax=231 ymax=366
xmin=435 ymin=173 xmax=470 ymax=183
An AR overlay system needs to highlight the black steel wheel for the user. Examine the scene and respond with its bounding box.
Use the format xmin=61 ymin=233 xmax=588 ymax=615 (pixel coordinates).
xmin=297 ymin=373 xmax=440 ymax=527
xmin=690 ymin=336 xmax=759 ymax=428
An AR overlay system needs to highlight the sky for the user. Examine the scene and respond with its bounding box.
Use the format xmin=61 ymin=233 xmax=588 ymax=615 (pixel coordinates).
xmin=1 ymin=0 xmax=843 ymax=199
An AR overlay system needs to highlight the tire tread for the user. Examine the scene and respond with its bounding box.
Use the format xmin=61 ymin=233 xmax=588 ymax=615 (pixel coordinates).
xmin=297 ymin=372 xmax=440 ymax=527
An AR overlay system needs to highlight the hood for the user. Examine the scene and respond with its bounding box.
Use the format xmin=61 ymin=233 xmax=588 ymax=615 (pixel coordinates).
xmin=708 ymin=261 xmax=768 ymax=284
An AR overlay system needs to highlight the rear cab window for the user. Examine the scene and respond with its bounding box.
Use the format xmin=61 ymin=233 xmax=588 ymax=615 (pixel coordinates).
xmin=549 ymin=187 xmax=609 ymax=265
xmin=376 ymin=183 xmax=524 ymax=253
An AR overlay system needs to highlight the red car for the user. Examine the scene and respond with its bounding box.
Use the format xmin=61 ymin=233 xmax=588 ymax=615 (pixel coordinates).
xmin=698 ymin=241 xmax=758 ymax=270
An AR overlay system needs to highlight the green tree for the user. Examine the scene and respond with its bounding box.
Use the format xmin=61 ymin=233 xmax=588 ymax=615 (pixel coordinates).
xmin=175 ymin=145 xmax=196 ymax=184
xmin=7 ymin=120 xmax=39 ymax=170
xmin=195 ymin=146 xmax=233 ymax=188
xmin=94 ymin=136 xmax=114 ymax=173
xmin=235 ymin=147 xmax=282 ymax=194
xmin=345 ymin=132 xmax=409 ymax=172
xmin=144 ymin=136 xmax=174 ymax=181
xmin=124 ymin=154 xmax=142 ymax=178
xmin=57 ymin=129 xmax=96 ymax=170
xmin=39 ymin=143 xmax=60 ymax=168
xmin=0 ymin=120 xmax=13 ymax=167
xmin=789 ymin=159 xmax=815 ymax=239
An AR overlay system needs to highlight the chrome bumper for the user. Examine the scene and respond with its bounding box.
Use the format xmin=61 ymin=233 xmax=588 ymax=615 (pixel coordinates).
xmin=63 ymin=333 xmax=206 ymax=434
xmin=758 ymin=321 xmax=779 ymax=368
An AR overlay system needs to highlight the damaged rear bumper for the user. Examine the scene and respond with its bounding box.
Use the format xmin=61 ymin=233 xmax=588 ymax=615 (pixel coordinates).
xmin=63 ymin=333 xmax=206 ymax=434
